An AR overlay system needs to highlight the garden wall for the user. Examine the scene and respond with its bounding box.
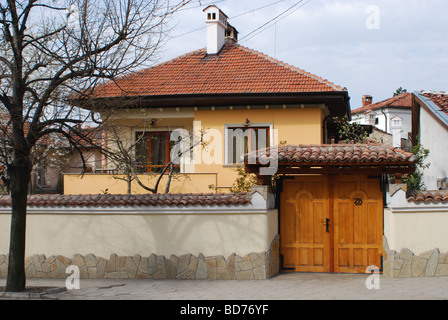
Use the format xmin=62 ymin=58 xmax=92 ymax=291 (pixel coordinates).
xmin=0 ymin=187 xmax=279 ymax=280
xmin=383 ymin=186 xmax=448 ymax=278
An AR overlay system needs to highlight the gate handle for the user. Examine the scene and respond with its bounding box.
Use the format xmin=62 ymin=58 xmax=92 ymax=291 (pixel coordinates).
xmin=323 ymin=218 xmax=330 ymax=233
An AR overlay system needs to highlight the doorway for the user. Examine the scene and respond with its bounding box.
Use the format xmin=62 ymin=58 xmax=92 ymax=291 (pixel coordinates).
xmin=280 ymin=175 xmax=383 ymax=273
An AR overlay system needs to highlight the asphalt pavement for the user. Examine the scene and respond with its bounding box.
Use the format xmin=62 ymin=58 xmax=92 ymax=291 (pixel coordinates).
xmin=2 ymin=272 xmax=448 ymax=301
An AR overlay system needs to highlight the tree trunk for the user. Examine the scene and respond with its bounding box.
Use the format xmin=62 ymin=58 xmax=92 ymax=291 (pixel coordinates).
xmin=126 ymin=173 xmax=132 ymax=194
xmin=5 ymin=157 xmax=32 ymax=292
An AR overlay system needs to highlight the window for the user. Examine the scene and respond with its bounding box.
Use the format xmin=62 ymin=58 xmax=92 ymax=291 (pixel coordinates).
xmin=225 ymin=125 xmax=271 ymax=165
xmin=135 ymin=132 xmax=180 ymax=173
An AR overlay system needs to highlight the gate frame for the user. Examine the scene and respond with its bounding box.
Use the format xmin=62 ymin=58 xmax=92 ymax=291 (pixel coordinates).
xmin=245 ymin=144 xmax=418 ymax=274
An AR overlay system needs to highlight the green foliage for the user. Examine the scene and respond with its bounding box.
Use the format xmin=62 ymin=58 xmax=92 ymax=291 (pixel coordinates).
xmin=229 ymin=166 xmax=258 ymax=193
xmin=333 ymin=115 xmax=369 ymax=143
xmin=394 ymin=87 xmax=407 ymax=96
xmin=402 ymin=141 xmax=430 ymax=191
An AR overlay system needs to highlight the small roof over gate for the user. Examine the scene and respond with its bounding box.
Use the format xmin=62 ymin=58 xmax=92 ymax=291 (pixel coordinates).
xmin=244 ymin=144 xmax=417 ymax=176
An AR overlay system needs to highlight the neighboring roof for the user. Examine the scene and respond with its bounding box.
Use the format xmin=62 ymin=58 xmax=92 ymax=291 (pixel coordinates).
xmin=0 ymin=193 xmax=252 ymax=208
xmin=422 ymin=91 xmax=448 ymax=116
xmin=352 ymin=92 xmax=412 ymax=114
xmin=414 ymin=90 xmax=448 ymax=128
xmin=89 ymin=42 xmax=346 ymax=98
xmin=407 ymin=190 xmax=448 ymax=204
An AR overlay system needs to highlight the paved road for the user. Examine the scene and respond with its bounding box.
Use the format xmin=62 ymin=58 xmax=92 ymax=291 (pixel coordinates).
xmin=2 ymin=272 xmax=448 ymax=301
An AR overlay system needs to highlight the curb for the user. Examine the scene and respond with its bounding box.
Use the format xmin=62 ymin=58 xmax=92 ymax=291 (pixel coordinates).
xmin=0 ymin=287 xmax=66 ymax=300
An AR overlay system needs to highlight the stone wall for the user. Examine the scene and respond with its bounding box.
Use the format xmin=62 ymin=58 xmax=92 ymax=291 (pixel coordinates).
xmin=0 ymin=235 xmax=279 ymax=281
xmin=383 ymin=236 xmax=448 ymax=278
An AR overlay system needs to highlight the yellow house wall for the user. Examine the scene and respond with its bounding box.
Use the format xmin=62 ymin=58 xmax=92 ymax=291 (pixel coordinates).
xmin=64 ymin=107 xmax=324 ymax=194
xmin=194 ymin=108 xmax=323 ymax=190
xmin=100 ymin=115 xmax=194 ymax=171
xmin=64 ymin=173 xmax=217 ymax=195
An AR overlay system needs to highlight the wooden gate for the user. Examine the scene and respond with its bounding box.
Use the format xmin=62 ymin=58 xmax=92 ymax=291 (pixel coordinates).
xmin=280 ymin=175 xmax=383 ymax=273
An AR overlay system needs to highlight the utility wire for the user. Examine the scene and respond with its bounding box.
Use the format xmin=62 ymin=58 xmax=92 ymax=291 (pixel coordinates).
xmin=170 ymin=0 xmax=288 ymax=39
xmin=239 ymin=0 xmax=312 ymax=43
xmin=239 ymin=0 xmax=305 ymax=42
xmin=229 ymin=0 xmax=286 ymax=19
xmin=175 ymin=0 xmax=227 ymax=12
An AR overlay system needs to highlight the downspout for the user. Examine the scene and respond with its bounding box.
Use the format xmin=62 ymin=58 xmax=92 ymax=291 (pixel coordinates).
xmin=381 ymin=107 xmax=388 ymax=133
xmin=323 ymin=115 xmax=332 ymax=144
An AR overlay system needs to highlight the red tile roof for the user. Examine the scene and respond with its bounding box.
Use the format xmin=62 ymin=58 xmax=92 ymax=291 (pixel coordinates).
xmin=422 ymin=91 xmax=448 ymax=116
xmin=245 ymin=144 xmax=417 ymax=165
xmin=0 ymin=193 xmax=251 ymax=208
xmin=352 ymin=92 xmax=412 ymax=114
xmin=89 ymin=42 xmax=346 ymax=98
xmin=407 ymin=190 xmax=448 ymax=204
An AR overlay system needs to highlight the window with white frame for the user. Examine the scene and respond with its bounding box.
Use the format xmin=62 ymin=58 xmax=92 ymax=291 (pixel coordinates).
xmin=224 ymin=124 xmax=272 ymax=165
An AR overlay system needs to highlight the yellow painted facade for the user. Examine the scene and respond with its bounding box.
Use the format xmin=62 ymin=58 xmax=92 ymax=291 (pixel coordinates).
xmin=64 ymin=106 xmax=325 ymax=194
xmin=64 ymin=173 xmax=218 ymax=195
xmin=194 ymin=107 xmax=323 ymax=190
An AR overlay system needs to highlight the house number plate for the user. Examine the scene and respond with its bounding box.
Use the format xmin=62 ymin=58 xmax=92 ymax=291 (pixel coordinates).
xmin=354 ymin=198 xmax=363 ymax=206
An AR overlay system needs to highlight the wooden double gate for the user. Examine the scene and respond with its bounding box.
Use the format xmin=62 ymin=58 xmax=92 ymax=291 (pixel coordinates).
xmin=280 ymin=175 xmax=383 ymax=273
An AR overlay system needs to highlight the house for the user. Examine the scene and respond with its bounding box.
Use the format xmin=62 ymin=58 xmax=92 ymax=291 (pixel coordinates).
xmin=67 ymin=5 xmax=351 ymax=195
xmin=0 ymin=5 xmax=429 ymax=279
xmin=351 ymin=93 xmax=412 ymax=149
xmin=62 ymin=5 xmax=420 ymax=275
xmin=412 ymin=90 xmax=448 ymax=190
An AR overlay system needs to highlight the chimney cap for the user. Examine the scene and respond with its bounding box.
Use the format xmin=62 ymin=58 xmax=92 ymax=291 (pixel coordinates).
xmin=362 ymin=95 xmax=373 ymax=108
xmin=203 ymin=5 xmax=229 ymax=19
xmin=225 ymin=23 xmax=239 ymax=42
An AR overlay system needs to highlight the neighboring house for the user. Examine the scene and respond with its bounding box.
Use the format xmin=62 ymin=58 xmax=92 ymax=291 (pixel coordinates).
xmin=412 ymin=90 xmax=448 ymax=190
xmin=63 ymin=127 xmax=103 ymax=175
xmin=0 ymin=109 xmax=67 ymax=194
xmin=69 ymin=5 xmax=351 ymax=194
xmin=369 ymin=127 xmax=393 ymax=147
xmin=351 ymin=93 xmax=412 ymax=149
xmin=0 ymin=106 xmax=102 ymax=194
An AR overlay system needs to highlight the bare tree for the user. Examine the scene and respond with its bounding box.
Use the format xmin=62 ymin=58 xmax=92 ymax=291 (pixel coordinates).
xmin=0 ymin=0 xmax=192 ymax=292
xmin=102 ymin=113 xmax=206 ymax=194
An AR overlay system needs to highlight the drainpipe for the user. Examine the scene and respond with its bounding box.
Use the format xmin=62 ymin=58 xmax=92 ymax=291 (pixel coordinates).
xmin=381 ymin=107 xmax=388 ymax=133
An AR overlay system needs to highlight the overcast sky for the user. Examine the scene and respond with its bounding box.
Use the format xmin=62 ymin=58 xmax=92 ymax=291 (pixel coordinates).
xmin=159 ymin=0 xmax=448 ymax=110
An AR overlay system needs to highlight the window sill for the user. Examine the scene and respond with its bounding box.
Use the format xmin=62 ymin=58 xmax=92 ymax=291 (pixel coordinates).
xmin=222 ymin=164 xmax=245 ymax=168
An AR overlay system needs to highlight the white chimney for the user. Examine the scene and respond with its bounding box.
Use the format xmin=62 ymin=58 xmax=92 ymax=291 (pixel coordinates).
xmin=203 ymin=5 xmax=228 ymax=55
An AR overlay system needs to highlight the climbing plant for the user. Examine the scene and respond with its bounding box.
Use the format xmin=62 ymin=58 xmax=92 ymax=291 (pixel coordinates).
xmin=402 ymin=140 xmax=430 ymax=191
xmin=229 ymin=166 xmax=258 ymax=193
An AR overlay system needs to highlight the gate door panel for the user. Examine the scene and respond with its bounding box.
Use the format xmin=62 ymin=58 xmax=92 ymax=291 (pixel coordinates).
xmin=280 ymin=175 xmax=383 ymax=274
xmin=280 ymin=176 xmax=331 ymax=272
